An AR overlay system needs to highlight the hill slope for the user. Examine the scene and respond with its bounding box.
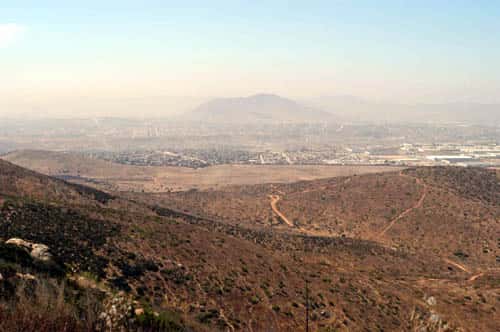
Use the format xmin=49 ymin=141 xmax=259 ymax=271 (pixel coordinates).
xmin=0 ymin=158 xmax=113 ymax=205
xmin=0 ymin=163 xmax=498 ymax=331
xmin=142 ymin=167 xmax=500 ymax=273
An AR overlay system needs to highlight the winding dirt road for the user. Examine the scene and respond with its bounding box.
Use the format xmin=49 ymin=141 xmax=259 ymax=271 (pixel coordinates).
xmin=269 ymin=194 xmax=294 ymax=227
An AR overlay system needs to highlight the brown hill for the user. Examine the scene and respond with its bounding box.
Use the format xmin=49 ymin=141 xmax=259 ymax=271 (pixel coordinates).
xmin=0 ymin=163 xmax=498 ymax=331
xmin=144 ymin=167 xmax=500 ymax=270
xmin=130 ymin=167 xmax=499 ymax=330
xmin=0 ymin=158 xmax=113 ymax=205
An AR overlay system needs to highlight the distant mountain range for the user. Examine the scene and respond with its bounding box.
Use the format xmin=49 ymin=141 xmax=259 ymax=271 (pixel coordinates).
xmin=184 ymin=93 xmax=336 ymax=124
xmin=181 ymin=93 xmax=500 ymax=125
xmin=306 ymin=96 xmax=500 ymax=125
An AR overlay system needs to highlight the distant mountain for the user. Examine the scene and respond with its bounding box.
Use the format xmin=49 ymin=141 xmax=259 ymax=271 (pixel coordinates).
xmin=306 ymin=96 xmax=500 ymax=125
xmin=185 ymin=93 xmax=336 ymax=123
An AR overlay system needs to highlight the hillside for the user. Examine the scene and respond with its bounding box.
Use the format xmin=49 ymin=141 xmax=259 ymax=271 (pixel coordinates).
xmin=0 ymin=158 xmax=113 ymax=205
xmin=186 ymin=94 xmax=336 ymax=124
xmin=0 ymin=162 xmax=498 ymax=331
xmin=129 ymin=167 xmax=498 ymax=330
xmin=140 ymin=167 xmax=499 ymax=276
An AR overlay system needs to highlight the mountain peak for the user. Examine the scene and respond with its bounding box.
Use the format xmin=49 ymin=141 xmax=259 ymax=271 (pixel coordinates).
xmin=186 ymin=94 xmax=335 ymax=124
xmin=248 ymin=93 xmax=283 ymax=99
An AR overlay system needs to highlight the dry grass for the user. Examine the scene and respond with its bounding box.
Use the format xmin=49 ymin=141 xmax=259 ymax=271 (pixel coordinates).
xmin=0 ymin=279 xmax=101 ymax=332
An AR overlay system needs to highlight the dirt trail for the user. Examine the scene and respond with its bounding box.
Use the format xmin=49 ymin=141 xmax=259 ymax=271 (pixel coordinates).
xmin=468 ymin=268 xmax=500 ymax=282
xmin=376 ymin=173 xmax=488 ymax=281
xmin=378 ymin=174 xmax=427 ymax=237
xmin=468 ymin=272 xmax=484 ymax=282
xmin=219 ymin=309 xmax=235 ymax=332
xmin=269 ymin=195 xmax=294 ymax=227
xmin=443 ymin=258 xmax=470 ymax=273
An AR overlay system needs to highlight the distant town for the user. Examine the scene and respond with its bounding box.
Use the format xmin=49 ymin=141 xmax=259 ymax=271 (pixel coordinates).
xmin=82 ymin=142 xmax=500 ymax=168
xmin=1 ymin=118 xmax=498 ymax=169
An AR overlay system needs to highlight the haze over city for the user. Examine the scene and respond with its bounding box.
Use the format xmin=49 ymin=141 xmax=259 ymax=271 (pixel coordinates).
xmin=2 ymin=1 xmax=500 ymax=118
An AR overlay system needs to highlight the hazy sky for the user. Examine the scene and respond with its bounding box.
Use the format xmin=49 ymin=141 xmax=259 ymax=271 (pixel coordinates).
xmin=1 ymin=1 xmax=500 ymax=117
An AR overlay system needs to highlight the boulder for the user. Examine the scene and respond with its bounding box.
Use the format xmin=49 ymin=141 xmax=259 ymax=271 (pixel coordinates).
xmin=15 ymin=272 xmax=36 ymax=280
xmin=31 ymin=244 xmax=52 ymax=262
xmin=426 ymin=296 xmax=437 ymax=306
xmin=5 ymin=238 xmax=32 ymax=249
xmin=5 ymin=238 xmax=53 ymax=262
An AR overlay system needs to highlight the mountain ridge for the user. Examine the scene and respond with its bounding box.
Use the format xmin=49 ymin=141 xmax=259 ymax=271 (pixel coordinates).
xmin=307 ymin=95 xmax=500 ymax=125
xmin=185 ymin=93 xmax=336 ymax=123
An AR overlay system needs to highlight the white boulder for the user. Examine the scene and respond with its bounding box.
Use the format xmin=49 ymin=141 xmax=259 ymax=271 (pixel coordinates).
xmin=5 ymin=238 xmax=53 ymax=262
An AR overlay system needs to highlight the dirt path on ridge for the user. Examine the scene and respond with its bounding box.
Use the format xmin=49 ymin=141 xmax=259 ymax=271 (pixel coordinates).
xmin=378 ymin=173 xmax=427 ymax=238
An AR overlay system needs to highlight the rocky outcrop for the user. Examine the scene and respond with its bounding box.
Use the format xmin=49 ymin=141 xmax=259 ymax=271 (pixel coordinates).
xmin=97 ymin=292 xmax=134 ymax=332
xmin=5 ymin=238 xmax=53 ymax=262
xmin=5 ymin=238 xmax=31 ymax=248
xmin=30 ymin=244 xmax=52 ymax=262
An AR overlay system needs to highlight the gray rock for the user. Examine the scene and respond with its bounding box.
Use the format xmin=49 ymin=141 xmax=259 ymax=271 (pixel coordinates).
xmin=5 ymin=238 xmax=53 ymax=262
xmin=6 ymin=238 xmax=31 ymax=249
xmin=31 ymin=244 xmax=52 ymax=262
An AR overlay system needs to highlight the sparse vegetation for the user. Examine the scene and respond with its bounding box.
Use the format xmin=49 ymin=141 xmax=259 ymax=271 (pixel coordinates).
xmin=0 ymin=161 xmax=497 ymax=331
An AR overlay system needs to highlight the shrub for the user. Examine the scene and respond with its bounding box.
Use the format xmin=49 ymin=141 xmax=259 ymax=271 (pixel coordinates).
xmin=135 ymin=308 xmax=186 ymax=331
xmin=250 ymin=296 xmax=260 ymax=304
xmin=0 ymin=279 xmax=101 ymax=332
xmin=196 ymin=309 xmax=219 ymax=324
